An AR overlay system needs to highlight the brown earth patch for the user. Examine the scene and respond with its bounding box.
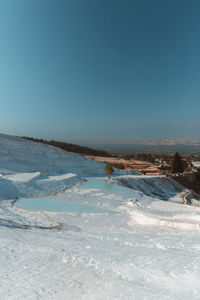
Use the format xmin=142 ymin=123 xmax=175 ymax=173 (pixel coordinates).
xmin=83 ymin=155 xmax=161 ymax=175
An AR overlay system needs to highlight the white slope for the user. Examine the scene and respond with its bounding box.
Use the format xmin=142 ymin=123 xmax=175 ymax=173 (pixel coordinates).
xmin=192 ymin=161 xmax=200 ymax=167
xmin=1 ymin=179 xmax=200 ymax=300
xmin=0 ymin=133 xmax=106 ymax=175
xmin=116 ymin=175 xmax=188 ymax=203
xmin=40 ymin=173 xmax=76 ymax=182
xmin=4 ymin=171 xmax=40 ymax=182
xmin=0 ymin=133 xmax=109 ymax=200
xmin=1 ymin=133 xmax=200 ymax=299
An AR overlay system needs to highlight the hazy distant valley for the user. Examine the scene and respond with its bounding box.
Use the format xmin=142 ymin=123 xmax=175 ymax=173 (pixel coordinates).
xmin=86 ymin=142 xmax=200 ymax=156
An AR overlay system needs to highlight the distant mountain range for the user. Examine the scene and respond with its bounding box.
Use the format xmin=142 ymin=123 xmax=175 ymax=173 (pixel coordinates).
xmin=108 ymin=139 xmax=200 ymax=146
xmin=80 ymin=139 xmax=200 ymax=146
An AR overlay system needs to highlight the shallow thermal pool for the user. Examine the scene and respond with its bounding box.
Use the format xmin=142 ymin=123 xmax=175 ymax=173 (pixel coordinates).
xmin=15 ymin=198 xmax=107 ymax=213
xmin=81 ymin=178 xmax=134 ymax=197
xmin=15 ymin=179 xmax=133 ymax=213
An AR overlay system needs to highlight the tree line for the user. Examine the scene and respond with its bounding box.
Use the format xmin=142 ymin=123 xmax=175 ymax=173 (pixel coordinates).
xmin=23 ymin=137 xmax=111 ymax=157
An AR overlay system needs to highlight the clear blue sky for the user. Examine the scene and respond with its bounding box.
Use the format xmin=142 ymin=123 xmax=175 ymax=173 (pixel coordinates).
xmin=0 ymin=0 xmax=200 ymax=141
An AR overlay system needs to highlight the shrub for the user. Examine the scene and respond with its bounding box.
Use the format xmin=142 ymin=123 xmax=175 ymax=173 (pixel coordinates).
xmin=105 ymin=163 xmax=114 ymax=177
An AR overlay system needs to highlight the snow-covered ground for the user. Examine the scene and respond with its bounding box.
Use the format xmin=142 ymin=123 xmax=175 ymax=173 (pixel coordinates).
xmin=192 ymin=161 xmax=200 ymax=167
xmin=1 ymin=134 xmax=200 ymax=299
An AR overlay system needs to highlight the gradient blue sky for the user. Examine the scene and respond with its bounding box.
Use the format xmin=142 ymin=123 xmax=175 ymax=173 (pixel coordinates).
xmin=0 ymin=0 xmax=200 ymax=141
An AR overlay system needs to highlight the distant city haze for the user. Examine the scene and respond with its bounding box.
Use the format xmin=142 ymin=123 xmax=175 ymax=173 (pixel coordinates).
xmin=0 ymin=0 xmax=200 ymax=141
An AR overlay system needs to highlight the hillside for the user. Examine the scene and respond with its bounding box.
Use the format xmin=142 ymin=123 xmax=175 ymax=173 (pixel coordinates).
xmin=23 ymin=136 xmax=111 ymax=157
xmin=1 ymin=133 xmax=200 ymax=299
xmin=0 ymin=133 xmax=110 ymax=199
xmin=0 ymin=134 xmax=106 ymax=175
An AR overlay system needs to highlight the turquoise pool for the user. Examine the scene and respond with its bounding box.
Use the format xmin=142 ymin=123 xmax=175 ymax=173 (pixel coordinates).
xmin=16 ymin=197 xmax=107 ymax=213
xmin=15 ymin=179 xmax=133 ymax=212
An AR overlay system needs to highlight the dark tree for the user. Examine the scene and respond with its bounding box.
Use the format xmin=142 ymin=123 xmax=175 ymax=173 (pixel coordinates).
xmin=172 ymin=152 xmax=184 ymax=173
xmin=195 ymin=168 xmax=200 ymax=184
